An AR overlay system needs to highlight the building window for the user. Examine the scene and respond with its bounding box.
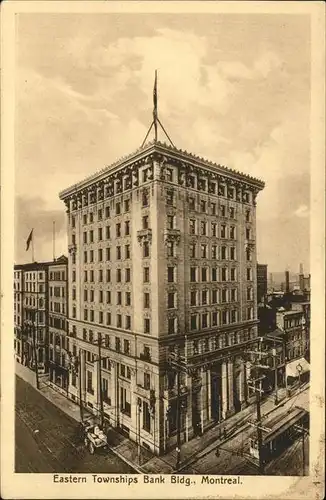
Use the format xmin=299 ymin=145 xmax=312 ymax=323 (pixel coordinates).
xmin=220 ymin=204 xmax=226 ymax=216
xmin=167 ymin=242 xmax=174 ymax=257
xmin=143 ymin=241 xmax=150 ymax=258
xmin=202 ymin=290 xmax=208 ymax=305
xmin=142 ymin=215 xmax=149 ymax=229
xmin=189 ymin=219 xmax=196 ymax=235
xmin=83 ymin=232 xmax=87 ymax=244
xmin=98 ymin=249 xmax=103 ymax=262
xmin=124 ymin=199 xmax=130 ymax=212
xmin=190 ymin=267 xmax=197 ymax=282
xmin=116 ymin=223 xmax=121 ymax=238
xmin=125 ymin=268 xmax=131 ymax=282
xmin=230 ymin=227 xmax=235 ymax=240
xmin=221 ymin=268 xmax=227 ymax=281
xmin=221 ymin=246 xmax=227 ymax=260
xmin=106 ymin=247 xmax=111 ymax=261
xmin=231 ymin=288 xmax=237 ymax=302
xmin=99 ymin=312 xmax=103 ymax=324
xmin=230 ymin=247 xmax=236 ymax=260
xmin=168 ymin=317 xmax=176 ymax=334
xmin=167 ymin=215 xmax=174 ymax=229
xmin=125 ymin=316 xmax=131 ymax=330
xmin=142 ymin=190 xmax=149 ymax=207
xmin=188 ymin=197 xmax=195 ymax=210
xmin=106 ymin=269 xmax=111 ymax=282
xmin=106 ymin=290 xmax=111 ymax=304
xmin=105 ymin=206 xmax=110 ymax=218
xmin=245 ymin=210 xmax=251 ymax=222
xmin=90 ymin=230 xmax=94 ymax=243
xmin=229 ymin=207 xmax=235 ymax=219
xmin=246 ymin=227 xmax=252 ymax=240
xmin=106 ymin=225 xmax=111 ymax=239
xmin=247 ymin=268 xmax=252 ymax=280
xmin=116 ymin=246 xmax=121 ymax=260
xmin=143 ymin=401 xmax=151 ymax=433
xmin=167 ymin=267 xmax=175 ymax=283
xmin=90 ymin=270 xmax=94 ymax=282
xmin=166 ymin=191 xmax=174 ymax=205
xmin=212 ymin=268 xmax=217 ymax=282
xmin=120 ymin=387 xmax=131 ymax=417
xmin=117 ymin=291 xmax=122 ymax=305
xmin=117 ymin=269 xmax=122 ymax=283
xmin=212 ymin=289 xmax=218 ymax=304
xmin=143 ymin=267 xmax=150 ymax=283
xmin=116 ymin=202 xmax=121 ymax=215
xmin=98 ymin=228 xmax=103 ymax=241
xmin=144 ymin=318 xmax=150 ymax=334
xmin=190 ymin=291 xmax=196 ymax=306
xmin=72 ymin=288 xmax=76 ymax=300
xmin=247 ymin=307 xmax=253 ymax=320
xmin=190 ymin=315 xmax=197 ymax=330
xmin=190 ymin=243 xmax=196 ymax=258
xmin=200 ymin=221 xmax=207 ymax=236
xmin=126 ymin=291 xmax=131 ymax=306
xmin=221 ymin=225 xmax=226 ymax=238
xmin=222 ymin=310 xmax=228 ymax=325
xmin=201 ymin=244 xmax=207 ymax=259
xmin=200 ymin=200 xmax=206 ymax=213
xmin=87 ymin=371 xmax=93 ymax=395
xmin=201 ymin=267 xmax=207 ymax=282
xmin=230 ymin=268 xmax=236 ymax=281
xmin=83 ymin=214 xmax=87 ymax=225
xmin=107 ymin=312 xmax=111 ymax=325
xmin=212 ymin=312 xmax=218 ymax=326
xmin=231 ymin=310 xmax=237 ymax=323
xmin=211 ymin=203 xmax=217 ymax=215
xmin=211 ymin=223 xmax=217 ymax=237
xmin=222 ymin=289 xmax=227 ymax=303
xmin=167 ymin=293 xmax=175 ymax=309
xmin=99 ymin=290 xmax=103 ymax=303
xmin=247 ymin=287 xmax=253 ymax=300
xmin=202 ymin=313 xmax=208 ymax=328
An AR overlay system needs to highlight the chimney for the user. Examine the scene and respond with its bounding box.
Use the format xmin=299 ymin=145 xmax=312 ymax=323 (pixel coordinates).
xmin=299 ymin=263 xmax=304 ymax=275
xmin=285 ymin=270 xmax=290 ymax=293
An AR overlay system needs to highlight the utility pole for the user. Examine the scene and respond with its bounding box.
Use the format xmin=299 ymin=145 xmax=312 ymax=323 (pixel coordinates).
xmin=247 ymin=375 xmax=265 ymax=474
xmin=78 ymin=349 xmax=83 ymax=422
xmin=137 ymin=398 xmax=142 ymax=464
xmin=294 ymin=424 xmax=309 ymax=476
xmin=32 ymin=314 xmax=40 ymax=389
xmin=98 ymin=332 xmax=104 ymax=428
xmin=176 ymin=344 xmax=181 ymax=470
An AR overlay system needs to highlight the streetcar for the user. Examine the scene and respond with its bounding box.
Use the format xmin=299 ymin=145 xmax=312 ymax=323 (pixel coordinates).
xmin=249 ymin=406 xmax=309 ymax=464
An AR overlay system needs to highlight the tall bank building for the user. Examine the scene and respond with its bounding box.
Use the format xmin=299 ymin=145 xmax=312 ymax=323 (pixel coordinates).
xmin=59 ymin=122 xmax=264 ymax=455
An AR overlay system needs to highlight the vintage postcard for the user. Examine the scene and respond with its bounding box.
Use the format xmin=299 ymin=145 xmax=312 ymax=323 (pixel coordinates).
xmin=1 ymin=1 xmax=325 ymax=499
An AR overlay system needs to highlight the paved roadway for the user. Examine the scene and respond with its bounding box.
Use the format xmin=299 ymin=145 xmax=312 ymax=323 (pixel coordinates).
xmin=15 ymin=376 xmax=135 ymax=473
xmin=181 ymin=387 xmax=309 ymax=475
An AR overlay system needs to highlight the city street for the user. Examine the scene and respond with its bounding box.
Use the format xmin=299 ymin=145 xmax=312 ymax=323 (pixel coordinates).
xmin=181 ymin=387 xmax=309 ymax=475
xmin=15 ymin=376 xmax=135 ymax=473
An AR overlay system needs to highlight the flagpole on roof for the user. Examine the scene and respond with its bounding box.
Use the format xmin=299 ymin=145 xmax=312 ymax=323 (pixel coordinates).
xmin=140 ymin=70 xmax=175 ymax=148
xmin=32 ymin=230 xmax=34 ymax=262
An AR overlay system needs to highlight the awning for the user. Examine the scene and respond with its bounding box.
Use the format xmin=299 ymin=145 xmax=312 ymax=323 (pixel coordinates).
xmin=286 ymin=358 xmax=310 ymax=378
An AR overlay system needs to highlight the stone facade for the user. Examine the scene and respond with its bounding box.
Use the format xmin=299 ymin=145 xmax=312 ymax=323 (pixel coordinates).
xmin=59 ymin=140 xmax=265 ymax=455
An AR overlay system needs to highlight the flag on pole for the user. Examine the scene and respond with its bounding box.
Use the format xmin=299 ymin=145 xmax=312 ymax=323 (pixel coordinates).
xmin=26 ymin=229 xmax=33 ymax=251
xmin=153 ymin=69 xmax=158 ymax=120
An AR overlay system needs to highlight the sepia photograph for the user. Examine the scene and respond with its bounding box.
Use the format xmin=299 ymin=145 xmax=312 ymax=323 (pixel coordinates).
xmin=1 ymin=1 xmax=325 ymax=499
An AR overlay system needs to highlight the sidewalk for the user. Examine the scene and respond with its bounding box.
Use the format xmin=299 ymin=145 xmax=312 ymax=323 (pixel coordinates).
xmin=15 ymin=362 xmax=308 ymax=474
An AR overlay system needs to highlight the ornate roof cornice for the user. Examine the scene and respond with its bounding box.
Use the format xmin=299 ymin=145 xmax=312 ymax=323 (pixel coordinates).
xmin=59 ymin=140 xmax=264 ymax=200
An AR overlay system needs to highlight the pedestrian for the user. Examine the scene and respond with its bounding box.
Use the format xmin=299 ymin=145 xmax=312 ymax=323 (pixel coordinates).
xmin=218 ymin=427 xmax=222 ymax=439
xmin=215 ymin=446 xmax=220 ymax=457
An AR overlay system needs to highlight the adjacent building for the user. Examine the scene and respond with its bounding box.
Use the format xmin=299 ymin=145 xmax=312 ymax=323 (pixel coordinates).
xmin=59 ymin=140 xmax=264 ymax=454
xmin=257 ymin=263 xmax=268 ymax=304
xmin=14 ymin=256 xmax=68 ymax=382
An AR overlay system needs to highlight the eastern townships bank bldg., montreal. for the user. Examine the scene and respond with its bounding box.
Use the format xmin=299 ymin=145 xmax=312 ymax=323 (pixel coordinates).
xmin=58 ymin=140 xmax=264 ymax=455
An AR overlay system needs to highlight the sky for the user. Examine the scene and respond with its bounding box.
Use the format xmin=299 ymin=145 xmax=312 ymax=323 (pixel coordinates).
xmin=15 ymin=12 xmax=311 ymax=274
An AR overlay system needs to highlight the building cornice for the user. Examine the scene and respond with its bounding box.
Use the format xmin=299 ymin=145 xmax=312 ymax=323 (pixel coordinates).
xmin=59 ymin=140 xmax=265 ymax=201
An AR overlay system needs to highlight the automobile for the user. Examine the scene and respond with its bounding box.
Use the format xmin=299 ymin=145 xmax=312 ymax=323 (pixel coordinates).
xmin=80 ymin=419 xmax=108 ymax=454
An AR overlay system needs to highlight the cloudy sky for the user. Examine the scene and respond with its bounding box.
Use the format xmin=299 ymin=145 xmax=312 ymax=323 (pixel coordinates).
xmin=15 ymin=12 xmax=310 ymax=273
